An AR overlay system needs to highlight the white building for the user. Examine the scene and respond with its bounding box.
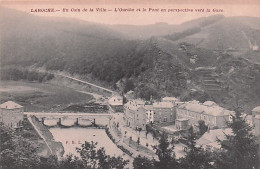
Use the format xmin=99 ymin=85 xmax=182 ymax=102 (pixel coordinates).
xmin=177 ymin=100 xmax=234 ymax=128
xmin=109 ymin=95 xmax=123 ymax=106
xmin=162 ymin=97 xmax=179 ymax=105
xmin=124 ymin=99 xmax=147 ymax=130
xmin=0 ymin=101 xmax=24 ymax=128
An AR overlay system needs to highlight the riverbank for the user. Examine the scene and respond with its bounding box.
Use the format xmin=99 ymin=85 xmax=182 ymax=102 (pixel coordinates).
xmin=29 ymin=115 xmax=64 ymax=158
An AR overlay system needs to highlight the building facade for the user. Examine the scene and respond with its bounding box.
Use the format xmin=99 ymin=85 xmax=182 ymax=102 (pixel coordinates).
xmin=175 ymin=118 xmax=189 ymax=130
xmin=109 ymin=95 xmax=123 ymax=112
xmin=124 ymin=100 xmax=147 ymax=130
xmin=176 ymin=100 xmax=234 ymax=129
xmin=109 ymin=95 xmax=123 ymax=106
xmin=145 ymin=105 xmax=154 ymax=124
xmin=153 ymin=102 xmax=175 ymax=123
xmin=252 ymin=106 xmax=260 ymax=137
xmin=0 ymin=101 xmax=24 ymax=128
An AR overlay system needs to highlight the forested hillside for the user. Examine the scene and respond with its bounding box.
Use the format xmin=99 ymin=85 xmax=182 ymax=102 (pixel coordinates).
xmin=1 ymin=7 xmax=260 ymax=113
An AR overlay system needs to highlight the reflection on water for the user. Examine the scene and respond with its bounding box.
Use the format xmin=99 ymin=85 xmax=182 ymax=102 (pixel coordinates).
xmin=49 ymin=127 xmax=124 ymax=157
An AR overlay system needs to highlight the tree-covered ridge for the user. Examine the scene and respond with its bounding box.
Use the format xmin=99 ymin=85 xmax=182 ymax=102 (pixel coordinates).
xmin=1 ymin=7 xmax=260 ymax=112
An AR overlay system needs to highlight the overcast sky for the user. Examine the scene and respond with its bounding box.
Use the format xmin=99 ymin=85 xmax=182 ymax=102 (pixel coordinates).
xmin=1 ymin=0 xmax=260 ymax=25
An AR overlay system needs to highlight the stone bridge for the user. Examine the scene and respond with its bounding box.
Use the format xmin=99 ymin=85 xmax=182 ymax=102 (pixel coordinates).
xmin=24 ymin=112 xmax=113 ymax=127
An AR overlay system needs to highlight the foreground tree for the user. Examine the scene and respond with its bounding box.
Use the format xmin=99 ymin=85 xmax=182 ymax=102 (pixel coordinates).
xmin=0 ymin=123 xmax=41 ymax=169
xmin=152 ymin=131 xmax=178 ymax=169
xmin=179 ymin=126 xmax=214 ymax=169
xmin=198 ymin=120 xmax=208 ymax=136
xmin=76 ymin=141 xmax=129 ymax=169
xmin=214 ymin=111 xmax=259 ymax=169
xmin=133 ymin=155 xmax=155 ymax=169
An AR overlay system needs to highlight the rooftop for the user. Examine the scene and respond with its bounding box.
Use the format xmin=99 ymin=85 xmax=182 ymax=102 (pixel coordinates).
xmin=179 ymin=100 xmax=234 ymax=116
xmin=125 ymin=99 xmax=145 ymax=110
xmin=255 ymin=115 xmax=260 ymax=119
xmin=252 ymin=106 xmax=260 ymax=113
xmin=203 ymin=101 xmax=216 ymax=106
xmin=162 ymin=97 xmax=179 ymax=101
xmin=143 ymin=104 xmax=153 ymax=111
xmin=0 ymin=101 xmax=23 ymax=110
xmin=153 ymin=101 xmax=174 ymax=108
xmin=196 ymin=128 xmax=233 ymax=149
xmin=109 ymin=96 xmax=123 ymax=106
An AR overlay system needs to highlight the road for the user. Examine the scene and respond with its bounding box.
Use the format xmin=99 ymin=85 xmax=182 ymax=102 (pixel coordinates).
xmin=113 ymin=113 xmax=187 ymax=159
xmin=24 ymin=112 xmax=112 ymax=117
xmin=57 ymin=74 xmax=114 ymax=94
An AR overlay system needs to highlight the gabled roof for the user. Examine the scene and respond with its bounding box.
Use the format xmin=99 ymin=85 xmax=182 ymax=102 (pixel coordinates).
xmin=179 ymin=100 xmax=233 ymax=116
xmin=196 ymin=128 xmax=233 ymax=149
xmin=125 ymin=99 xmax=145 ymax=110
xmin=0 ymin=101 xmax=23 ymax=110
xmin=162 ymin=97 xmax=179 ymax=101
xmin=109 ymin=96 xmax=123 ymax=106
xmin=203 ymin=101 xmax=216 ymax=106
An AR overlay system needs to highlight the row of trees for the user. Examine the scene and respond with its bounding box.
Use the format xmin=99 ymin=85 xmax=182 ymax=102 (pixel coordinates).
xmin=0 ymin=67 xmax=54 ymax=82
xmin=1 ymin=111 xmax=259 ymax=169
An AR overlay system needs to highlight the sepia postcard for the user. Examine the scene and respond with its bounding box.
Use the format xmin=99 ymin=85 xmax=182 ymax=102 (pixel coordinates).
xmin=0 ymin=0 xmax=259 ymax=169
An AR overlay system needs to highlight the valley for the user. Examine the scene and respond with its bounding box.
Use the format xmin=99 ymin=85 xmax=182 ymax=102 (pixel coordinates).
xmin=0 ymin=7 xmax=259 ymax=114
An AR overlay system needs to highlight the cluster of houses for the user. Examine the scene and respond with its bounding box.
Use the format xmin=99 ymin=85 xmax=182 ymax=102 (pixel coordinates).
xmin=1 ymin=97 xmax=260 ymax=141
xmin=121 ymin=96 xmax=260 ymax=139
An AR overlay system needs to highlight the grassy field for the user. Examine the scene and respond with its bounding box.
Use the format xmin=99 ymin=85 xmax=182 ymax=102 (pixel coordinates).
xmin=0 ymin=81 xmax=93 ymax=112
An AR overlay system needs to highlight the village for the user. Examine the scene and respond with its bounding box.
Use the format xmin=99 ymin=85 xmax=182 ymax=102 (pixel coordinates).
xmin=1 ymin=78 xmax=259 ymax=161
xmin=109 ymin=93 xmax=260 ymax=155
xmin=0 ymin=68 xmax=259 ymax=169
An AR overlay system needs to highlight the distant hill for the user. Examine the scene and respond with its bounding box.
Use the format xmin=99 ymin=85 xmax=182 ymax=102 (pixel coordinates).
xmin=0 ymin=7 xmax=136 ymax=70
xmin=108 ymin=22 xmax=176 ymax=39
xmin=1 ymin=7 xmax=260 ymax=113
xmin=164 ymin=15 xmax=260 ymax=58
